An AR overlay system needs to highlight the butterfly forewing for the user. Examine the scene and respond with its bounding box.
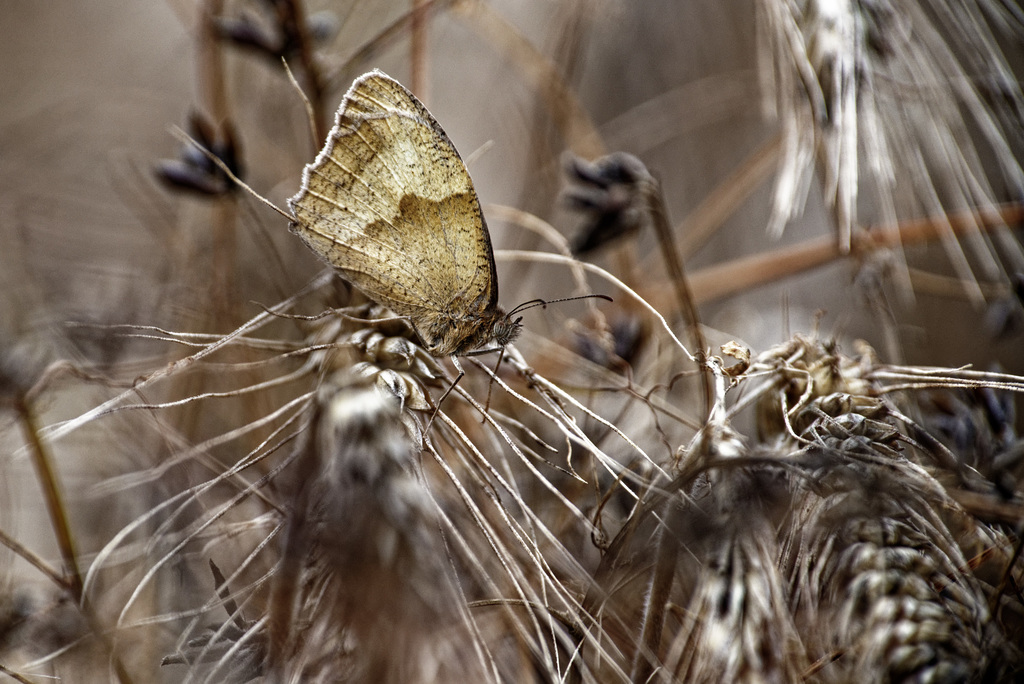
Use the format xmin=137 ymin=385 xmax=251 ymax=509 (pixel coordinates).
xmin=288 ymin=71 xmax=503 ymax=355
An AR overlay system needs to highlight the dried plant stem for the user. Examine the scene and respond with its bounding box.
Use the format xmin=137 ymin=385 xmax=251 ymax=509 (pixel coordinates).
xmin=630 ymin=518 xmax=679 ymax=683
xmin=337 ymin=0 xmax=451 ymax=81
xmin=906 ymin=268 xmax=1012 ymax=299
xmin=686 ymin=201 xmax=1024 ymax=304
xmin=197 ymin=0 xmax=243 ymax=326
xmin=410 ymin=0 xmax=430 ymax=102
xmin=0 ymin=663 xmax=34 ymax=684
xmin=16 ymin=397 xmax=135 ymax=684
xmin=686 ymin=232 xmax=839 ymax=305
xmin=199 ymin=0 xmax=229 ymax=124
xmin=676 ymin=134 xmax=783 ymax=260
xmin=645 ymin=176 xmax=713 ymax=420
xmin=210 ymin=197 xmax=239 ymax=323
xmin=16 ymin=396 xmax=83 ymax=598
xmin=0 ymin=526 xmax=66 ymax=589
xmin=266 ymin=441 xmax=316 ymax=674
xmin=453 ymin=0 xmax=604 ymax=158
xmin=276 ymin=0 xmax=326 ymax=139
xmin=282 ymin=57 xmax=319 ymax=153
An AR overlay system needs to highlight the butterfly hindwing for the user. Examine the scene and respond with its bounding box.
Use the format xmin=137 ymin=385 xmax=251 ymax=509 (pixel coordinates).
xmin=288 ymin=71 xmax=499 ymax=345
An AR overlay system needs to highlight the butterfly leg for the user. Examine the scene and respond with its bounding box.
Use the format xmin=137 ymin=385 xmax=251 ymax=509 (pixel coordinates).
xmin=481 ymin=347 xmax=506 ymax=421
xmin=425 ymin=354 xmax=465 ymax=432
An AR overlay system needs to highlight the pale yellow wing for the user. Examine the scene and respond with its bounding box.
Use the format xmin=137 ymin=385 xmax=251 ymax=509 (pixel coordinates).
xmin=287 ymin=70 xmax=498 ymax=331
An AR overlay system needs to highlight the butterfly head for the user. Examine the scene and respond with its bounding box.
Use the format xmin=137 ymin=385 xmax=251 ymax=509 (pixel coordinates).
xmin=413 ymin=306 xmax=519 ymax=358
xmin=446 ymin=309 xmax=521 ymax=358
xmin=489 ymin=313 xmax=522 ymax=349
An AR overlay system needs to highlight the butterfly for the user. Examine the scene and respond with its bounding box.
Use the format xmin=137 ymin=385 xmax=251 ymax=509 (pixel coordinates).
xmin=287 ymin=70 xmax=520 ymax=357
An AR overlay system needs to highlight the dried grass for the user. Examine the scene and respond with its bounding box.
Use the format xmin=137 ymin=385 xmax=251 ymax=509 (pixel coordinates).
xmin=1 ymin=1 xmax=1023 ymax=682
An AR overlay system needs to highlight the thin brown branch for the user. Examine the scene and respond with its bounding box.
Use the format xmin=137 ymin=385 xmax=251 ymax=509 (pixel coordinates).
xmin=630 ymin=520 xmax=679 ymax=683
xmin=646 ymin=177 xmax=713 ymax=420
xmin=0 ymin=526 xmax=68 ymax=589
xmin=0 ymin=663 xmax=35 ymax=684
xmin=411 ymin=0 xmax=430 ymax=102
xmin=684 ymin=202 xmax=1024 ymax=305
xmin=453 ymin=0 xmax=605 ymax=158
xmin=16 ymin=397 xmax=83 ymax=599
xmin=199 ymin=0 xmax=229 ymax=124
xmin=15 ymin=397 xmax=135 ymax=683
xmin=677 ymin=134 xmax=783 ymax=260
xmin=337 ymin=0 xmax=451 ymax=83
xmin=277 ymin=0 xmax=326 ymax=139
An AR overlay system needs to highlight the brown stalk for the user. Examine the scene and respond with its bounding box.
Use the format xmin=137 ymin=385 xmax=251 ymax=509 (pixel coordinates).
xmin=0 ymin=663 xmax=34 ymax=684
xmin=199 ymin=0 xmax=240 ymax=325
xmin=644 ymin=176 xmax=714 ymax=421
xmin=0 ymin=525 xmax=67 ymax=590
xmin=336 ymin=0 xmax=451 ymax=82
xmin=265 ymin=428 xmax=321 ymax=674
xmin=453 ymin=0 xmax=605 ymax=159
xmin=276 ymin=0 xmax=326 ymax=140
xmin=410 ymin=0 xmax=430 ymax=102
xmin=15 ymin=396 xmax=134 ymax=684
xmin=15 ymin=397 xmax=82 ymax=599
xmin=210 ymin=198 xmax=240 ymax=323
xmin=684 ymin=202 xmax=1024 ymax=305
xmin=676 ymin=134 xmax=783 ymax=260
xmin=629 ymin=520 xmax=679 ymax=683
xmin=199 ymin=0 xmax=229 ymax=125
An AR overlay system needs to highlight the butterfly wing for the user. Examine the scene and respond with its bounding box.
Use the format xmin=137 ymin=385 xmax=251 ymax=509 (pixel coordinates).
xmin=288 ymin=71 xmax=500 ymax=354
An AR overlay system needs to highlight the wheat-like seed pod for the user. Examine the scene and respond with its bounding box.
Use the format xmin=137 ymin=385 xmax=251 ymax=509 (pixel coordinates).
xmin=7 ymin=2 xmax=1024 ymax=682
xmin=267 ymin=370 xmax=479 ymax=683
xmin=573 ymin=336 xmax=1023 ymax=682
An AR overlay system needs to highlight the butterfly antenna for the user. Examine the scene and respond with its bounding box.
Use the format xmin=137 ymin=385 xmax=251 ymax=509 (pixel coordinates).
xmin=508 ymin=293 xmax=613 ymax=316
xmin=169 ymin=126 xmax=293 ymax=222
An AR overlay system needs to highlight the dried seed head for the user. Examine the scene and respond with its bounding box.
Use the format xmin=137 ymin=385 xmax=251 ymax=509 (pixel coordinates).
xmin=286 ymin=372 xmax=472 ymax=681
xmin=563 ymin=152 xmax=652 ymax=255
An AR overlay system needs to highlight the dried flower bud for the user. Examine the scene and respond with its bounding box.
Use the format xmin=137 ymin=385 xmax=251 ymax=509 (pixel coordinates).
xmin=155 ymin=112 xmax=242 ymax=197
xmin=215 ymin=12 xmax=283 ymax=56
xmin=563 ymin=152 xmax=652 ymax=254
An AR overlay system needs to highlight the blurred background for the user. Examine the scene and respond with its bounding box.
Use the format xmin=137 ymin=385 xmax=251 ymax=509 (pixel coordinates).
xmin=2 ymin=1 xmax=1022 ymax=367
xmin=1 ymin=1 xmax=1023 ymax=681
